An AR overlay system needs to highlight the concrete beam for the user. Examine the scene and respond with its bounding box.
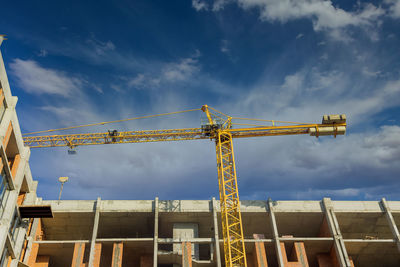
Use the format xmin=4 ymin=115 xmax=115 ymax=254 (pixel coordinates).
xmin=267 ymin=199 xmax=284 ymax=267
xmin=322 ymin=198 xmax=351 ymax=267
xmin=88 ymin=197 xmax=101 ymax=267
xmin=381 ymin=198 xmax=400 ymax=252
xmin=153 ymin=197 xmax=159 ymax=267
xmin=212 ymin=197 xmax=221 ymax=267
xmin=35 ymin=240 xmax=91 ymax=244
xmin=343 ymin=239 xmax=396 ymax=243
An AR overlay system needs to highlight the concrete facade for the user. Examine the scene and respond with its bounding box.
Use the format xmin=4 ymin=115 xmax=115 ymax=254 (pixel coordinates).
xmin=0 ymin=35 xmax=40 ymax=267
xmin=1 ymin=37 xmax=400 ymax=267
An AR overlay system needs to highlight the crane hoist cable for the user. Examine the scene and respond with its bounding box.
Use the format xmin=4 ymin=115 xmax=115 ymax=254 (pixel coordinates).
xmin=22 ymin=108 xmax=201 ymax=136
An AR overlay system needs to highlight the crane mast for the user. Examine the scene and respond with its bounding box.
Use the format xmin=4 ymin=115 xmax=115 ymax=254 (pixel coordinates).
xmin=23 ymin=105 xmax=346 ymax=267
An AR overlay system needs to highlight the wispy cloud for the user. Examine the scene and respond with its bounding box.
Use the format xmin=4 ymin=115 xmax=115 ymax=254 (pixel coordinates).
xmin=37 ymin=49 xmax=48 ymax=57
xmin=194 ymin=0 xmax=386 ymax=41
xmin=9 ymin=59 xmax=82 ymax=97
xmin=124 ymin=51 xmax=201 ymax=90
xmin=85 ymin=34 xmax=116 ymax=56
xmin=192 ymin=0 xmax=208 ymax=11
xmin=220 ymin=39 xmax=230 ymax=53
xmin=385 ymin=0 xmax=400 ymax=18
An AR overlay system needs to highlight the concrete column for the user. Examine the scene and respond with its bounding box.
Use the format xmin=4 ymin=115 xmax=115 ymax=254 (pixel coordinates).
xmin=182 ymin=242 xmax=192 ymax=267
xmin=0 ymin=147 xmax=30 ymax=254
xmin=88 ymin=197 xmax=101 ymax=267
xmin=71 ymin=243 xmax=85 ymax=267
xmin=111 ymin=242 xmax=123 ymax=267
xmin=23 ymin=218 xmax=39 ymax=264
xmin=381 ymin=198 xmax=400 ymax=252
xmin=253 ymin=234 xmax=268 ymax=267
xmin=9 ymin=219 xmax=30 ymax=267
xmin=21 ymin=218 xmax=40 ymax=264
xmin=321 ymin=198 xmax=351 ymax=267
xmin=267 ymin=199 xmax=284 ymax=267
xmin=0 ymin=144 xmax=14 ymax=190
xmin=212 ymin=197 xmax=222 ymax=267
xmin=153 ymin=197 xmax=159 ymax=267
xmin=0 ymin=48 xmax=13 ymax=101
xmin=0 ymin=191 xmax=18 ymax=253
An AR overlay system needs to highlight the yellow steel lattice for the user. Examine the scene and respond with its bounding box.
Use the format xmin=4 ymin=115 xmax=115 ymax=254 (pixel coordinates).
xmin=216 ymin=131 xmax=246 ymax=267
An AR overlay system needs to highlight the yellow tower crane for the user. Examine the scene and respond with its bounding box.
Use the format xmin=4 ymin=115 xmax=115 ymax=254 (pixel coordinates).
xmin=23 ymin=105 xmax=346 ymax=267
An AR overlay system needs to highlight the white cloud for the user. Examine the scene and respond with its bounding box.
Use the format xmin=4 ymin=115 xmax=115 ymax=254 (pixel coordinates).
xmin=385 ymin=0 xmax=400 ymax=18
xmin=123 ymin=52 xmax=201 ymax=90
xmin=221 ymin=39 xmax=230 ymax=53
xmin=296 ymin=33 xmax=304 ymax=39
xmin=9 ymin=59 xmax=82 ymax=97
xmin=192 ymin=0 xmax=209 ymax=11
xmin=162 ymin=56 xmax=199 ymax=82
xmin=37 ymin=49 xmax=48 ymax=57
xmin=194 ymin=0 xmax=385 ymax=41
xmin=85 ymin=35 xmax=115 ymax=56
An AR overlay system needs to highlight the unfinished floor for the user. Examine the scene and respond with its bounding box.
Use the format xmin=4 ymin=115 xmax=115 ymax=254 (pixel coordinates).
xmin=21 ymin=198 xmax=400 ymax=267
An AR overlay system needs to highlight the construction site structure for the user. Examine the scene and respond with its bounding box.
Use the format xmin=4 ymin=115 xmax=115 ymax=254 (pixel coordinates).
xmin=1 ymin=36 xmax=400 ymax=267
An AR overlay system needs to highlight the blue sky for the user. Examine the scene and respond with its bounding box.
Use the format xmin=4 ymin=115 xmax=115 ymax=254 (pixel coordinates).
xmin=1 ymin=0 xmax=400 ymax=201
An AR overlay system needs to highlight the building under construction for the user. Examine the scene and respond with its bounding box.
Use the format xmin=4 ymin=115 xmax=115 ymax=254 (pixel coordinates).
xmin=0 ymin=36 xmax=400 ymax=267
